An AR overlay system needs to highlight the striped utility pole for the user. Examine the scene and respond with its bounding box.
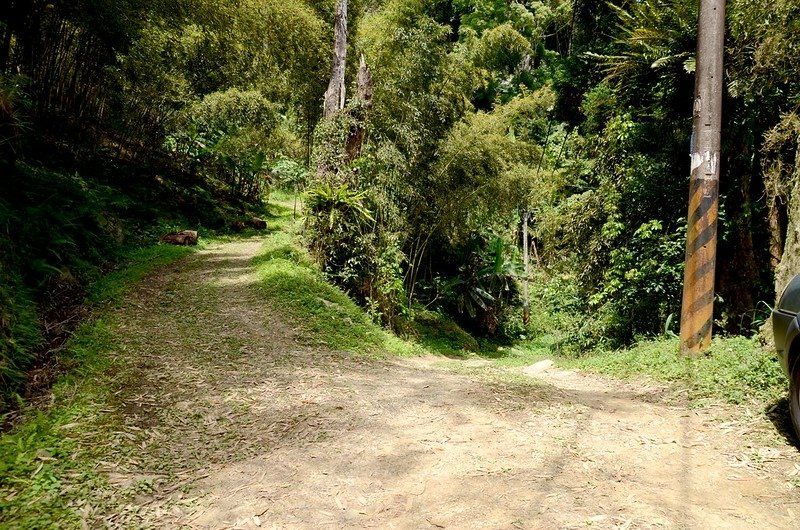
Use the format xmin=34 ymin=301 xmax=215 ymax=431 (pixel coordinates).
xmin=679 ymin=0 xmax=726 ymax=356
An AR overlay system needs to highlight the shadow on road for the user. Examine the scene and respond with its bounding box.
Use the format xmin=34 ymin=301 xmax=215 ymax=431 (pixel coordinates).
xmin=765 ymin=397 xmax=799 ymax=450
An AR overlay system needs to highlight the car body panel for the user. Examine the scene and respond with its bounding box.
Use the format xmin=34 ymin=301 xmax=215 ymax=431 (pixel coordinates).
xmin=773 ymin=274 xmax=800 ymax=441
xmin=772 ymin=309 xmax=794 ymax=376
xmin=773 ymin=274 xmax=800 ymax=377
xmin=777 ymin=274 xmax=800 ymax=314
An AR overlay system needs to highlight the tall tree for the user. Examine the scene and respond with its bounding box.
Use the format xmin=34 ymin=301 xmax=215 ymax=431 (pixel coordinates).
xmin=323 ymin=0 xmax=348 ymax=119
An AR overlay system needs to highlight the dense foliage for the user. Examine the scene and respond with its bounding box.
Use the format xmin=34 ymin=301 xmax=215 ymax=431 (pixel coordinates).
xmin=2 ymin=0 xmax=799 ymax=408
xmin=305 ymin=0 xmax=798 ymax=349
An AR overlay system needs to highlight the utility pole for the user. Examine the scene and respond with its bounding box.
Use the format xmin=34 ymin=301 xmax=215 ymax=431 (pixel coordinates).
xmin=679 ymin=0 xmax=726 ymax=356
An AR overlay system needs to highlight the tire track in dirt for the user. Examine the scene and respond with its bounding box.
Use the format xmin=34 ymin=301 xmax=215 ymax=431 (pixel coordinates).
xmin=107 ymin=238 xmax=799 ymax=529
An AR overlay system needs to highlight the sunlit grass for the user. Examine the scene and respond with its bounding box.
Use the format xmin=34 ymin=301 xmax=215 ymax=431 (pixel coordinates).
xmin=252 ymin=193 xmax=417 ymax=358
xmin=87 ymin=245 xmax=196 ymax=305
xmin=556 ymin=336 xmax=786 ymax=406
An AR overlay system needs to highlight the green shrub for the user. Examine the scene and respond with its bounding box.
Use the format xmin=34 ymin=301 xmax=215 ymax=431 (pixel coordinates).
xmin=304 ymin=181 xmax=409 ymax=327
xmin=167 ymin=89 xmax=300 ymax=203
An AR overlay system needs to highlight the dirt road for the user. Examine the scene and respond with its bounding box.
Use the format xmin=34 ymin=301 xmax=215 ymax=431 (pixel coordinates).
xmin=105 ymin=239 xmax=799 ymax=529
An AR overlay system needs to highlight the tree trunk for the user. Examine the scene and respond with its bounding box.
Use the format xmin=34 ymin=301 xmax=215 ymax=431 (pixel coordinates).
xmin=356 ymin=54 xmax=373 ymax=104
xmin=317 ymin=0 xmax=348 ymax=177
xmin=0 ymin=24 xmax=12 ymax=72
xmin=767 ymin=197 xmax=785 ymax=271
xmin=775 ymin=148 xmax=800 ymax=300
xmin=345 ymin=54 xmax=373 ymax=162
xmin=322 ymin=0 xmax=347 ymax=120
xmin=161 ymin=231 xmax=199 ymax=246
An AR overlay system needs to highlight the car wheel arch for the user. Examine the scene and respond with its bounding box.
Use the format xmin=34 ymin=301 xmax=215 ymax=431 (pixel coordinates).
xmin=788 ymin=337 xmax=800 ymax=377
xmin=789 ymin=336 xmax=800 ymax=443
xmin=789 ymin=326 xmax=800 ymax=371
xmin=784 ymin=316 xmax=800 ymax=374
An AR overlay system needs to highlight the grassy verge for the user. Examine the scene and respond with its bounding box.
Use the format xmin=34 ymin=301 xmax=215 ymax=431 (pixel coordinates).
xmin=0 ymin=243 xmax=195 ymax=527
xmin=253 ymin=192 xmax=416 ymax=358
xmin=557 ymin=336 xmax=787 ymax=406
xmin=87 ymin=245 xmax=196 ymax=305
xmin=406 ymin=315 xmax=786 ymax=410
xmin=454 ymin=332 xmax=786 ymax=408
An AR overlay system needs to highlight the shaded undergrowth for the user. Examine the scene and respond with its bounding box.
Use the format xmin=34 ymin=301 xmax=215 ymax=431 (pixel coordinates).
xmin=0 ymin=158 xmax=272 ymax=413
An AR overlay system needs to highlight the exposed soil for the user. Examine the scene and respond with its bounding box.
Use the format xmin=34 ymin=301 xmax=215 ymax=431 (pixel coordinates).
xmin=101 ymin=238 xmax=799 ymax=529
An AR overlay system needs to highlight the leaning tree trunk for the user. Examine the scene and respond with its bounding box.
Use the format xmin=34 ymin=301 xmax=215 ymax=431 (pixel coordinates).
xmin=767 ymin=196 xmax=786 ymax=271
xmin=764 ymin=158 xmax=800 ymax=345
xmin=322 ymin=0 xmax=347 ymax=120
xmin=775 ymin=151 xmax=800 ymax=299
xmin=763 ymin=113 xmax=800 ymax=301
xmin=759 ymin=115 xmax=800 ymax=343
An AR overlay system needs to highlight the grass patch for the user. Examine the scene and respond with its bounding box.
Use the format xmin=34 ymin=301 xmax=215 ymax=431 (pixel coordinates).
xmin=0 ymin=243 xmax=192 ymax=527
xmin=396 ymin=309 xmax=479 ymax=357
xmin=556 ymin=335 xmax=786 ymax=406
xmin=0 ymin=319 xmax=120 ymax=527
xmin=436 ymin=328 xmax=786 ymax=411
xmin=87 ymin=244 xmax=196 ymax=306
xmin=253 ymin=196 xmax=416 ymax=358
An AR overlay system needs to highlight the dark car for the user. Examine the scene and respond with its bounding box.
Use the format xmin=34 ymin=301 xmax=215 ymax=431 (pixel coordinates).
xmin=772 ymin=274 xmax=800 ymax=440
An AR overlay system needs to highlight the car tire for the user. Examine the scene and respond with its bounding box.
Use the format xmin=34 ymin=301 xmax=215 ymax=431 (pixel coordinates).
xmin=792 ymin=361 xmax=800 ymax=443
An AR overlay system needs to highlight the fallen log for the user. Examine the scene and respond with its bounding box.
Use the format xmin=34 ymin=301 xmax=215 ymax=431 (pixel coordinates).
xmin=161 ymin=230 xmax=199 ymax=246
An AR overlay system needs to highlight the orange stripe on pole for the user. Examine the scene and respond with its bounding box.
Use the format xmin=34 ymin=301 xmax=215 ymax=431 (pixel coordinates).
xmin=681 ymin=179 xmax=719 ymax=353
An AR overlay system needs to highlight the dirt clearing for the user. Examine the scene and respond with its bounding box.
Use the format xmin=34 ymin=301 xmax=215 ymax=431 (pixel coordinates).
xmin=105 ymin=238 xmax=799 ymax=529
